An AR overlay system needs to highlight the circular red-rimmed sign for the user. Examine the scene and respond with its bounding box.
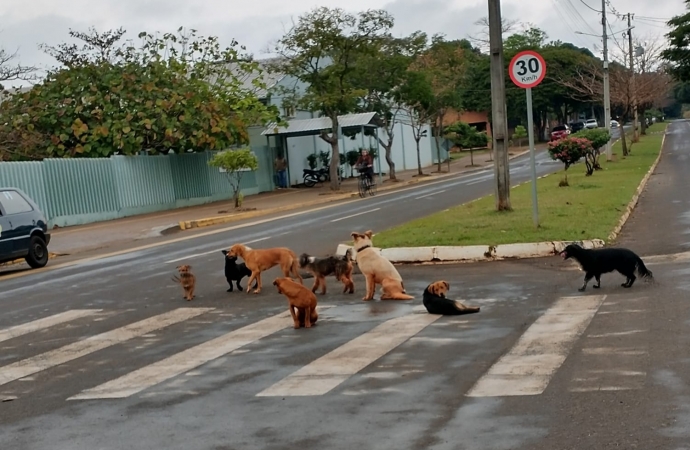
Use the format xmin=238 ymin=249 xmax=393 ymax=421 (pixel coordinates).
xmin=509 ymin=50 xmax=547 ymax=89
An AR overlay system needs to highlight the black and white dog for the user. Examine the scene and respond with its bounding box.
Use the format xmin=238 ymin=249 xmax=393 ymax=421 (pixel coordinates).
xmin=560 ymin=244 xmax=654 ymax=291
xmin=221 ymin=250 xmax=256 ymax=292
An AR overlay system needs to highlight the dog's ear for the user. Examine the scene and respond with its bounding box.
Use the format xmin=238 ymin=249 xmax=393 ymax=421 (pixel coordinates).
xmin=428 ymin=283 xmax=438 ymax=295
xmin=364 ymin=230 xmax=374 ymax=238
xmin=444 ymin=281 xmax=450 ymax=290
xmin=350 ymin=232 xmax=360 ymax=240
xmin=221 ymin=250 xmax=228 ymax=255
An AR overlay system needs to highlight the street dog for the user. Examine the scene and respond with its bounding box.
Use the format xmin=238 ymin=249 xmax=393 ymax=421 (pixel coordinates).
xmin=172 ymin=264 xmax=196 ymax=301
xmin=221 ymin=250 xmax=257 ymax=292
xmin=560 ymin=244 xmax=654 ymax=291
xmin=299 ymin=249 xmax=355 ymax=294
xmin=423 ymin=281 xmax=480 ymax=315
xmin=227 ymin=244 xmax=303 ymax=294
xmin=350 ymin=230 xmax=414 ymax=301
xmin=273 ymin=277 xmax=318 ymax=329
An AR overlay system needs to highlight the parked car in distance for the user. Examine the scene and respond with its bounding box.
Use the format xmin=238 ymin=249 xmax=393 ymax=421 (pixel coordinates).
xmin=610 ymin=119 xmax=620 ymax=128
xmin=0 ymin=188 xmax=51 ymax=269
xmin=585 ymin=118 xmax=599 ymax=129
xmin=569 ymin=120 xmax=586 ymax=133
xmin=550 ymin=124 xmax=570 ymax=141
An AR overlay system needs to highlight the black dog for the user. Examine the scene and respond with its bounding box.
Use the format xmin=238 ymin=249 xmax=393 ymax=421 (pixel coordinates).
xmin=560 ymin=244 xmax=654 ymax=291
xmin=422 ymin=281 xmax=481 ymax=315
xmin=221 ymin=250 xmax=256 ymax=292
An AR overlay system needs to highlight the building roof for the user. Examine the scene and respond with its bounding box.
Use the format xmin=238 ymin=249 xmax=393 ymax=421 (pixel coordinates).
xmin=262 ymin=112 xmax=380 ymax=138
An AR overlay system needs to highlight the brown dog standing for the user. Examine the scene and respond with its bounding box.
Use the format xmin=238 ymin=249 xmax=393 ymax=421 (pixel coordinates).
xmin=172 ymin=264 xmax=196 ymax=301
xmin=273 ymin=277 xmax=318 ymax=329
xmin=350 ymin=230 xmax=413 ymax=301
xmin=227 ymin=244 xmax=303 ymax=294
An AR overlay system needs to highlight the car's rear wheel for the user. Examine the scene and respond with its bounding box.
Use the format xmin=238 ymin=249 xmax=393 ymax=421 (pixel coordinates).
xmin=25 ymin=235 xmax=49 ymax=269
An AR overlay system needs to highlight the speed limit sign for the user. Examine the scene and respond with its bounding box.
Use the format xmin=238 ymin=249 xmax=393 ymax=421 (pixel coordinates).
xmin=509 ymin=50 xmax=546 ymax=89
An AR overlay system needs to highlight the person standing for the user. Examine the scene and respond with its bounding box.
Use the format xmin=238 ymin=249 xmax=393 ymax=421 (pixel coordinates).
xmin=274 ymin=154 xmax=287 ymax=189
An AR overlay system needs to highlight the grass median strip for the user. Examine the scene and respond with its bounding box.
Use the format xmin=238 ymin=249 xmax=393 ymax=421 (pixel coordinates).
xmin=374 ymin=124 xmax=667 ymax=248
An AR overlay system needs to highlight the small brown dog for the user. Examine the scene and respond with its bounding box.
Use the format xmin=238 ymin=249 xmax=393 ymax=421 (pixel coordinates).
xmin=273 ymin=277 xmax=318 ymax=329
xmin=423 ymin=281 xmax=480 ymax=315
xmin=172 ymin=264 xmax=196 ymax=301
xmin=227 ymin=244 xmax=303 ymax=294
xmin=350 ymin=230 xmax=413 ymax=301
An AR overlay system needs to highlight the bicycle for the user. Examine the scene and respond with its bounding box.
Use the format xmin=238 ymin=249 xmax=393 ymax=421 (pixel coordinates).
xmin=356 ymin=165 xmax=376 ymax=198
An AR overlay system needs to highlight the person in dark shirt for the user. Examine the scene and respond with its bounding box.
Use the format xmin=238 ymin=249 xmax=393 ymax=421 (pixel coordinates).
xmin=355 ymin=150 xmax=374 ymax=182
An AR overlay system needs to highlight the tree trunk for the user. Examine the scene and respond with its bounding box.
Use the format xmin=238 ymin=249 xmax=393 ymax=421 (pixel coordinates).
xmin=415 ymin=139 xmax=423 ymax=176
xmin=470 ymin=148 xmax=474 ymax=166
xmin=620 ymin=125 xmax=629 ymax=157
xmin=329 ymin=140 xmax=340 ymax=190
xmin=384 ymin=143 xmax=396 ymax=181
xmin=434 ymin=129 xmax=442 ymax=173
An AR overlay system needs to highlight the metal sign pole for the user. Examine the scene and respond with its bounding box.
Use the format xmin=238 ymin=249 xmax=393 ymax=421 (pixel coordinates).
xmin=525 ymin=87 xmax=540 ymax=228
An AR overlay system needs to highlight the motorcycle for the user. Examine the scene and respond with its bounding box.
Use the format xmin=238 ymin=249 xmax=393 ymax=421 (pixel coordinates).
xmin=302 ymin=168 xmax=342 ymax=187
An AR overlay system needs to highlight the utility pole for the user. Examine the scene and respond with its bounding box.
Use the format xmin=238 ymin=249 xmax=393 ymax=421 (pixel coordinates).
xmin=628 ymin=12 xmax=639 ymax=142
xmin=601 ymin=0 xmax=612 ymax=161
xmin=488 ymin=0 xmax=511 ymax=211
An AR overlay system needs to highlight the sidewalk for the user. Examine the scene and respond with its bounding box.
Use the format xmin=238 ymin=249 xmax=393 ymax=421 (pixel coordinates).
xmin=44 ymin=146 xmax=535 ymax=257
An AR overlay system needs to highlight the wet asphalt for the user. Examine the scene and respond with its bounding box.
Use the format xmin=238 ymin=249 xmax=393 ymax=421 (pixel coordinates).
xmin=1 ymin=122 xmax=689 ymax=450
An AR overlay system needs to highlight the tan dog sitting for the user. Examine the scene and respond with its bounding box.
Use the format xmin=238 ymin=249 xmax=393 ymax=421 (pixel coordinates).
xmin=273 ymin=277 xmax=318 ymax=329
xmin=228 ymin=244 xmax=303 ymax=294
xmin=350 ymin=230 xmax=413 ymax=301
xmin=423 ymin=281 xmax=480 ymax=315
xmin=172 ymin=264 xmax=196 ymax=301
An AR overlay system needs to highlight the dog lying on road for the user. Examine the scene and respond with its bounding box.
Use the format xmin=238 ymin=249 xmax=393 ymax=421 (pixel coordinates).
xmin=423 ymin=281 xmax=480 ymax=315
xmin=560 ymin=244 xmax=654 ymax=291
xmin=299 ymin=249 xmax=355 ymax=295
xmin=172 ymin=264 xmax=196 ymax=301
xmin=221 ymin=250 xmax=257 ymax=292
xmin=351 ymin=230 xmax=413 ymax=301
xmin=227 ymin=244 xmax=303 ymax=294
xmin=273 ymin=277 xmax=318 ymax=329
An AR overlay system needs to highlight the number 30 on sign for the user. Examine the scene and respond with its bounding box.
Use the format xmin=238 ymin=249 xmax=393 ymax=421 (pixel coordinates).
xmin=509 ymin=50 xmax=546 ymax=89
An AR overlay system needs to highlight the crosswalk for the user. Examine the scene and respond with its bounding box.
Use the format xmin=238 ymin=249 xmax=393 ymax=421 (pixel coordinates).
xmin=0 ymin=293 xmax=649 ymax=402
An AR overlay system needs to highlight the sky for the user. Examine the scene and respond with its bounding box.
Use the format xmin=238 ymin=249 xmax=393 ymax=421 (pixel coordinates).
xmin=0 ymin=0 xmax=685 ymax=88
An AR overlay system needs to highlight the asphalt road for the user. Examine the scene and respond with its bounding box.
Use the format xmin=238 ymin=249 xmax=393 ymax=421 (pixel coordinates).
xmin=3 ymin=121 xmax=684 ymax=450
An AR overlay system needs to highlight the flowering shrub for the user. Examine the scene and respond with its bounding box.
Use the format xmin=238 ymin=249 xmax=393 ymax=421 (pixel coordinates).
xmin=548 ymin=137 xmax=593 ymax=186
xmin=573 ymin=128 xmax=611 ymax=175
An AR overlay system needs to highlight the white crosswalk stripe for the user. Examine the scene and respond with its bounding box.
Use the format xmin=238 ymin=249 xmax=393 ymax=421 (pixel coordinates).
xmin=0 ymin=308 xmax=213 ymax=387
xmin=0 ymin=310 xmax=102 ymax=343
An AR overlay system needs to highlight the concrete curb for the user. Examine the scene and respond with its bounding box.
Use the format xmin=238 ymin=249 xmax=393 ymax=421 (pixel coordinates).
xmin=178 ymin=149 xmax=533 ymax=231
xmin=606 ymin=132 xmax=666 ymax=243
xmin=335 ymin=239 xmax=605 ymax=264
xmin=0 ymin=253 xmax=62 ymax=269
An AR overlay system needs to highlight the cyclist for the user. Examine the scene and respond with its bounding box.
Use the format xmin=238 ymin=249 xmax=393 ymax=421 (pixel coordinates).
xmin=355 ymin=149 xmax=374 ymax=183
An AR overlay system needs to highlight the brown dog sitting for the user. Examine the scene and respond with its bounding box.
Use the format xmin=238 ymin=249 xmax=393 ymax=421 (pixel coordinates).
xmin=350 ymin=230 xmax=413 ymax=301
xmin=227 ymin=244 xmax=303 ymax=294
xmin=172 ymin=265 xmax=196 ymax=301
xmin=273 ymin=277 xmax=318 ymax=329
xmin=422 ymin=281 xmax=480 ymax=315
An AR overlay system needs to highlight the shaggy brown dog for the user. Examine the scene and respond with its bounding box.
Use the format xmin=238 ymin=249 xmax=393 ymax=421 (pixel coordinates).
xmin=350 ymin=230 xmax=413 ymax=301
xmin=299 ymin=249 xmax=355 ymax=295
xmin=172 ymin=264 xmax=196 ymax=301
xmin=227 ymin=244 xmax=303 ymax=294
xmin=273 ymin=277 xmax=318 ymax=329
xmin=423 ymin=281 xmax=480 ymax=315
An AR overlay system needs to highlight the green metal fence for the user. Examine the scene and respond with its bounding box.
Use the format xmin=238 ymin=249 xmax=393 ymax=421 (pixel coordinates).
xmin=0 ymin=147 xmax=272 ymax=228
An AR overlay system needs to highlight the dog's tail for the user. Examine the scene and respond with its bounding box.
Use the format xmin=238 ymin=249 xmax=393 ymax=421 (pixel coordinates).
xmin=291 ymin=257 xmax=303 ymax=283
xmin=171 ymin=275 xmax=180 ymax=284
xmin=636 ymin=257 xmax=654 ymax=281
xmin=389 ymin=292 xmax=414 ymax=300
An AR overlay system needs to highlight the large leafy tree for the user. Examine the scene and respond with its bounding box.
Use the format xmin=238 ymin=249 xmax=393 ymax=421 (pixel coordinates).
xmin=0 ymin=27 xmax=276 ymax=159
xmin=663 ymin=2 xmax=690 ymax=81
xmin=396 ymin=71 xmax=435 ymax=176
xmin=274 ymin=7 xmax=394 ymax=190
xmin=352 ymin=31 xmax=427 ymax=181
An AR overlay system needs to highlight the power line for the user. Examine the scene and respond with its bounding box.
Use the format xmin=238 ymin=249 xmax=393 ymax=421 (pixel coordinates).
xmin=580 ymin=0 xmax=600 ymax=13
xmin=552 ymin=0 xmax=601 ymax=49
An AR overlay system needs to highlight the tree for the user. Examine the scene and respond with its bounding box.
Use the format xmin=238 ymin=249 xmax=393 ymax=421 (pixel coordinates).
xmin=663 ymin=2 xmax=690 ymax=81
xmin=352 ymin=31 xmax=427 ymax=181
xmin=572 ymin=128 xmax=610 ymax=175
xmin=468 ymin=16 xmax=520 ymax=52
xmin=274 ymin=7 xmax=394 ymax=190
xmin=548 ymin=136 xmax=589 ymax=186
xmin=444 ymin=121 xmax=488 ymax=167
xmin=410 ymin=36 xmax=468 ymax=172
xmin=397 ymin=71 xmax=435 ymax=176
xmin=512 ymin=125 xmax=527 ymax=147
xmin=0 ymin=46 xmax=37 ymax=86
xmin=208 ymin=148 xmax=259 ymax=208
xmin=0 ymin=27 xmax=277 ymax=159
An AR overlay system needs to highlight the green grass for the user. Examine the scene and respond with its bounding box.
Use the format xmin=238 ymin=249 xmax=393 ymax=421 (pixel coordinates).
xmin=374 ymin=123 xmax=668 ymax=248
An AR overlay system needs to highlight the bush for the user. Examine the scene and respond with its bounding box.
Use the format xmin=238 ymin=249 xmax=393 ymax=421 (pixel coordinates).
xmin=548 ymin=137 xmax=592 ymax=186
xmin=307 ymin=153 xmax=318 ymax=170
xmin=573 ymin=128 xmax=610 ymax=175
xmin=208 ymin=148 xmax=258 ymax=207
xmin=512 ymin=125 xmax=527 ymax=147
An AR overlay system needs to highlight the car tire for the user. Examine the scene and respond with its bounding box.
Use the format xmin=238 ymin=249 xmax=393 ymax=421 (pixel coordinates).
xmin=25 ymin=235 xmax=49 ymax=269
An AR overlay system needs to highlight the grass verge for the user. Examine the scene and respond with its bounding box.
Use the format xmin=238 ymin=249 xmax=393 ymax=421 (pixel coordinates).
xmin=374 ymin=123 xmax=668 ymax=248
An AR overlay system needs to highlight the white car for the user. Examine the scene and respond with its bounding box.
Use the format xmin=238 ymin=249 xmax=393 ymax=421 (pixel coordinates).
xmin=610 ymin=120 xmax=620 ymax=128
xmin=585 ymin=119 xmax=599 ymax=129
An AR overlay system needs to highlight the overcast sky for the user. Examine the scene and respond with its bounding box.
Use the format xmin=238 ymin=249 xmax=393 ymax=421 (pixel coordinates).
xmin=0 ymin=0 xmax=684 ymax=87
